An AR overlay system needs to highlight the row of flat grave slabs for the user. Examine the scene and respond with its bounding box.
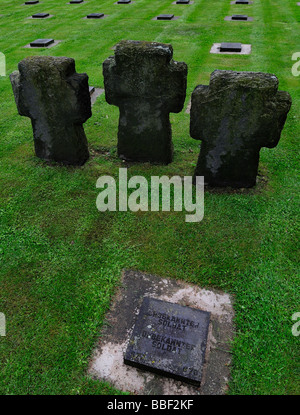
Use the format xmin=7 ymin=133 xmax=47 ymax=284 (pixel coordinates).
xmin=27 ymin=13 xmax=107 ymax=19
xmin=23 ymin=0 xmax=193 ymax=3
xmin=27 ymin=14 xmax=180 ymax=21
xmin=220 ymin=0 xmax=253 ymax=53
xmin=23 ymin=0 xmax=255 ymax=4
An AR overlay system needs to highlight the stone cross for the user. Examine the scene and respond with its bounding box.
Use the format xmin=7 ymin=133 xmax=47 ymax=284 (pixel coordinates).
xmin=190 ymin=70 xmax=292 ymax=187
xmin=10 ymin=56 xmax=91 ymax=166
xmin=103 ymin=40 xmax=187 ymax=164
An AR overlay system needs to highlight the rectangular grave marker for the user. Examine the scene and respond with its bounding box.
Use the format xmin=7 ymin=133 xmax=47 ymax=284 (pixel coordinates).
xmin=32 ymin=13 xmax=50 ymax=18
xmin=25 ymin=1 xmax=39 ymax=4
xmin=30 ymin=38 xmax=55 ymax=47
xmin=124 ymin=297 xmax=210 ymax=385
xmin=157 ymin=14 xmax=174 ymax=20
xmin=232 ymin=14 xmax=248 ymax=20
xmin=87 ymin=13 xmax=104 ymax=18
xmin=235 ymin=0 xmax=250 ymax=3
xmin=176 ymin=0 xmax=190 ymax=4
xmin=70 ymin=0 xmax=83 ymax=3
xmin=117 ymin=0 xmax=131 ymax=3
xmin=220 ymin=42 xmax=242 ymax=52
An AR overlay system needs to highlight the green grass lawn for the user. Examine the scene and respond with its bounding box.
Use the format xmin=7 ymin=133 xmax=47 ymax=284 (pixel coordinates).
xmin=0 ymin=0 xmax=299 ymax=395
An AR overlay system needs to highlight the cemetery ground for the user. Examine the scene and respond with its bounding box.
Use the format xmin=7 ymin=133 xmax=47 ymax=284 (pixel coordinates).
xmin=0 ymin=0 xmax=299 ymax=395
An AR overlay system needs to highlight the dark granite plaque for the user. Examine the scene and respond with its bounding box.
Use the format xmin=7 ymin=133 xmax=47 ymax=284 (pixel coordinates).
xmin=87 ymin=13 xmax=104 ymax=18
xmin=235 ymin=0 xmax=249 ymax=4
xmin=232 ymin=14 xmax=248 ymax=20
xmin=30 ymin=38 xmax=54 ymax=47
xmin=70 ymin=0 xmax=83 ymax=3
xmin=25 ymin=0 xmax=39 ymax=4
xmin=220 ymin=42 xmax=242 ymax=52
xmin=176 ymin=0 xmax=190 ymax=3
xmin=117 ymin=0 xmax=131 ymax=3
xmin=157 ymin=14 xmax=174 ymax=20
xmin=32 ymin=13 xmax=50 ymax=18
xmin=124 ymin=297 xmax=210 ymax=385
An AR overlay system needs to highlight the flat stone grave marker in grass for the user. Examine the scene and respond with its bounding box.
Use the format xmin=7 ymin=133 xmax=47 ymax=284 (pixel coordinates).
xmin=210 ymin=42 xmax=251 ymax=54
xmin=220 ymin=42 xmax=242 ymax=52
xmin=89 ymin=87 xmax=104 ymax=105
xmin=24 ymin=39 xmax=60 ymax=48
xmin=32 ymin=13 xmax=50 ymax=18
xmin=86 ymin=13 xmax=104 ymax=18
xmin=157 ymin=14 xmax=175 ymax=20
xmin=172 ymin=0 xmax=194 ymax=3
xmin=231 ymin=0 xmax=253 ymax=4
xmin=232 ymin=14 xmax=248 ymax=20
xmin=124 ymin=297 xmax=210 ymax=385
xmin=224 ymin=15 xmax=253 ymax=21
xmin=30 ymin=38 xmax=54 ymax=47
xmin=117 ymin=0 xmax=131 ymax=3
xmin=190 ymin=70 xmax=292 ymax=188
xmin=69 ymin=0 xmax=84 ymax=3
xmin=103 ymin=40 xmax=187 ymax=164
xmin=25 ymin=1 xmax=39 ymax=4
xmin=10 ymin=56 xmax=91 ymax=166
xmin=88 ymin=270 xmax=235 ymax=395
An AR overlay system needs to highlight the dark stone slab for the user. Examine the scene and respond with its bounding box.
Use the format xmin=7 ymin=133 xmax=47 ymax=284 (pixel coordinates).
xmin=117 ymin=0 xmax=131 ymax=3
xmin=232 ymin=14 xmax=248 ymax=20
xmin=157 ymin=14 xmax=174 ymax=20
xmin=70 ymin=0 xmax=83 ymax=3
xmin=32 ymin=13 xmax=50 ymax=18
xmin=87 ymin=13 xmax=104 ymax=18
xmin=124 ymin=297 xmax=210 ymax=386
xmin=25 ymin=1 xmax=39 ymax=4
xmin=176 ymin=0 xmax=190 ymax=3
xmin=29 ymin=38 xmax=54 ymax=47
xmin=220 ymin=42 xmax=242 ymax=52
xmin=236 ymin=0 xmax=250 ymax=3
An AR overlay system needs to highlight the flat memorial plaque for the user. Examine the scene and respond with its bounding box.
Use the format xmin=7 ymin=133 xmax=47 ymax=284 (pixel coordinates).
xmin=117 ymin=0 xmax=131 ymax=3
xmin=220 ymin=42 xmax=242 ymax=52
xmin=87 ymin=13 xmax=104 ymax=18
xmin=70 ymin=0 xmax=83 ymax=3
xmin=30 ymin=38 xmax=54 ymax=47
xmin=32 ymin=13 xmax=50 ymax=18
xmin=25 ymin=1 xmax=39 ymax=4
xmin=232 ymin=14 xmax=248 ymax=20
xmin=157 ymin=14 xmax=174 ymax=20
xmin=124 ymin=297 xmax=210 ymax=385
xmin=235 ymin=0 xmax=250 ymax=3
xmin=176 ymin=0 xmax=190 ymax=3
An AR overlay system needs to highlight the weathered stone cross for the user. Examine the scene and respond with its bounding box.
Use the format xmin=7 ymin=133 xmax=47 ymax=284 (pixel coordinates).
xmin=10 ymin=56 xmax=91 ymax=165
xmin=103 ymin=40 xmax=187 ymax=164
xmin=190 ymin=70 xmax=292 ymax=187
